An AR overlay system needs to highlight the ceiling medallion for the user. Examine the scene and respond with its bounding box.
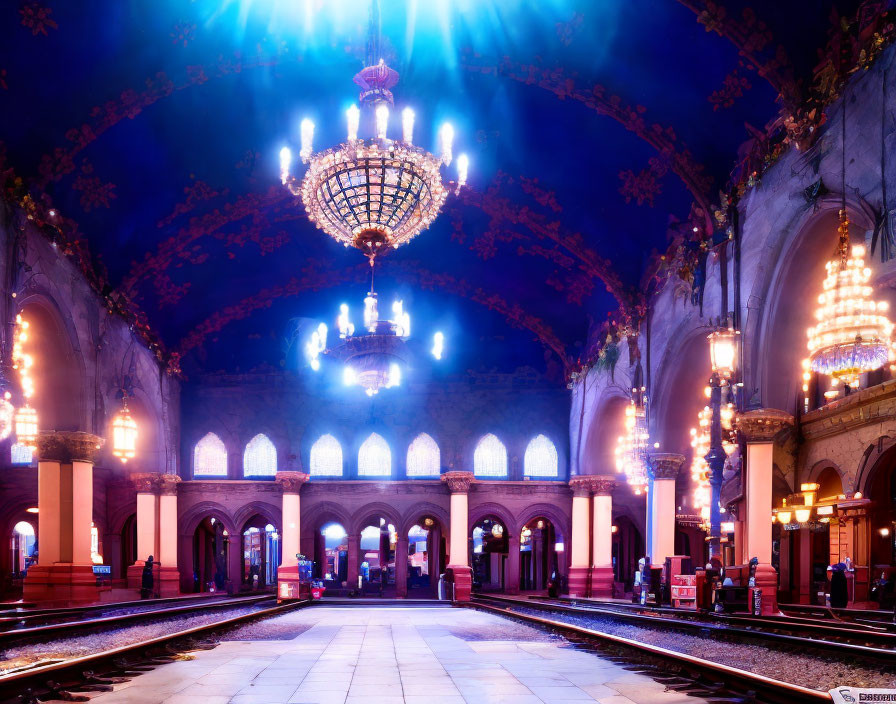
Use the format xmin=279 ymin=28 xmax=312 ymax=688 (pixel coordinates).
xmin=280 ymin=58 xmax=468 ymax=261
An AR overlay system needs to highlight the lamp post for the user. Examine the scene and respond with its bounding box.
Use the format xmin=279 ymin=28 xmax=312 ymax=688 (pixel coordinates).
xmin=705 ymin=328 xmax=737 ymax=563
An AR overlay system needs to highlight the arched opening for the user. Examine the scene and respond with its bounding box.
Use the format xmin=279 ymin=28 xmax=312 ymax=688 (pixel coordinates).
xmin=241 ymin=516 xmax=279 ymax=589
xmin=357 ymin=517 xmax=396 ymax=595
xmin=519 ymin=517 xmax=562 ymax=592
xmin=314 ymin=522 xmax=348 ymax=588
xmin=310 ymin=435 xmax=343 ymax=477
xmin=359 ymin=433 xmax=391 ymax=478
xmin=192 ymin=517 xmax=229 ymax=593
xmin=867 ymin=448 xmax=896 ymax=599
xmin=10 ymin=520 xmax=36 ymax=578
xmin=471 ymin=516 xmax=508 ymax=592
xmin=474 ymin=435 xmax=507 ymax=478
xmin=613 ymin=515 xmax=643 ymax=592
xmin=524 ymin=436 xmax=558 ymax=478
xmin=193 ymin=432 xmax=228 ymax=477
xmin=405 ymin=516 xmax=446 ymax=598
xmin=406 ymin=433 xmax=440 ymax=477
xmin=244 ymin=433 xmax=277 ymax=478
xmin=18 ymin=301 xmax=84 ymax=432
xmin=120 ymin=514 xmax=137 ymax=581
xmin=582 ymin=395 xmax=628 ymax=475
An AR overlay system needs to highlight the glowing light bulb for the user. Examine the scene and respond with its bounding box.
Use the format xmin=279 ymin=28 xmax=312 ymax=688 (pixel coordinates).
xmin=432 ymin=331 xmax=444 ymax=360
xmin=279 ymin=147 xmax=291 ymax=184
xmin=346 ymin=104 xmax=360 ymax=141
xmin=337 ymin=303 xmax=354 ymax=338
xmin=364 ymin=294 xmax=378 ymax=332
xmin=376 ymin=105 xmax=389 ymax=140
xmin=457 ymin=153 xmax=469 ymax=190
xmin=300 ymin=118 xmax=314 ymax=159
xmin=439 ymin=122 xmax=454 ymax=166
xmin=402 ymin=108 xmax=414 ymax=143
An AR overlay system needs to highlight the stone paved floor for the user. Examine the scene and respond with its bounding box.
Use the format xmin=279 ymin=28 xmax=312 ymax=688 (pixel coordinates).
xmin=83 ymin=606 xmax=710 ymax=704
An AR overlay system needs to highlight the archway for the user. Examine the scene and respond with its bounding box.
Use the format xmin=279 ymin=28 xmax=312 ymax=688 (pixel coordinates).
xmin=582 ymin=394 xmax=629 ymax=476
xmin=120 ymin=514 xmax=137 ymax=581
xmin=612 ymin=515 xmax=643 ymax=592
xmin=314 ymin=522 xmax=349 ymax=588
xmin=519 ymin=517 xmax=562 ymax=592
xmin=867 ymin=448 xmax=896 ymax=594
xmin=471 ymin=516 xmax=508 ymax=592
xmin=192 ymin=516 xmax=229 ymax=593
xmin=241 ymin=515 xmax=279 ymax=589
xmin=10 ymin=519 xmax=36 ymax=576
xmin=357 ymin=517 xmax=396 ymax=596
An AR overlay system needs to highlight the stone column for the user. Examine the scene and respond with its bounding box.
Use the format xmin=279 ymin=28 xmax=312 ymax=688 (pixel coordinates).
xmin=442 ymin=471 xmax=475 ymax=601
xmin=347 ymin=534 xmax=361 ymax=591
xmin=647 ymin=453 xmax=685 ymax=569
xmin=275 ymin=471 xmax=309 ymax=600
xmin=590 ymin=476 xmax=617 ymax=598
xmin=736 ymin=408 xmax=793 ymax=615
xmin=157 ymin=474 xmax=181 ymax=596
xmin=395 ymin=535 xmax=409 ymax=598
xmin=24 ymin=431 xmax=104 ymax=604
xmin=506 ymin=532 xmax=521 ymax=594
xmin=127 ymin=472 xmax=160 ymax=590
xmin=568 ymin=476 xmax=592 ymax=597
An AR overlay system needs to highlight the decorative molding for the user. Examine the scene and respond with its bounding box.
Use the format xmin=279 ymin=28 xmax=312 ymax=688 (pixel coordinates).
xmin=159 ymin=473 xmax=181 ymax=496
xmin=568 ymin=476 xmax=593 ymax=498
xmin=735 ymin=408 xmax=794 ymax=443
xmin=36 ymin=431 xmax=104 ymax=464
xmin=647 ymin=452 xmax=685 ymax=480
xmin=590 ymin=476 xmax=617 ymax=496
xmin=276 ymin=471 xmax=310 ymax=494
xmin=801 ymin=380 xmax=896 ymax=440
xmin=130 ymin=472 xmax=161 ymax=493
xmin=442 ymin=471 xmax=475 ymax=494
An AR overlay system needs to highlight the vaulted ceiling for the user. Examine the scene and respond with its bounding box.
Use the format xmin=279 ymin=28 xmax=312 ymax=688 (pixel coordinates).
xmin=0 ymin=0 xmax=859 ymax=381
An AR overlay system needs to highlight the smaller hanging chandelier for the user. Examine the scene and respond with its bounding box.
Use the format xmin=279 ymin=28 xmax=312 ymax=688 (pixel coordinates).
xmin=112 ymin=395 xmax=138 ymax=463
xmin=614 ymin=387 xmax=650 ymax=495
xmin=11 ymin=314 xmax=37 ymax=448
xmin=805 ymin=210 xmax=892 ymax=396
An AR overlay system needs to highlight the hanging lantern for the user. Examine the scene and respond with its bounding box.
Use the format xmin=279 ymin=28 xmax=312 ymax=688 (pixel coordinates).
xmin=708 ymin=328 xmax=738 ymax=380
xmin=15 ymin=405 xmax=38 ymax=448
xmin=112 ymin=399 xmax=138 ymax=463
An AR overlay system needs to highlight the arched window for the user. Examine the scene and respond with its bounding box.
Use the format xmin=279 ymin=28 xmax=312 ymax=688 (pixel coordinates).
xmin=193 ymin=432 xmax=228 ymax=476
xmin=359 ymin=433 xmax=391 ymax=477
xmin=10 ymin=443 xmax=34 ymax=466
xmin=244 ymin=433 xmax=277 ymax=477
xmin=474 ymin=434 xmax=507 ymax=477
xmin=407 ymin=433 xmax=440 ymax=477
xmin=524 ymin=434 xmax=558 ymax=477
xmin=310 ymin=434 xmax=343 ymax=477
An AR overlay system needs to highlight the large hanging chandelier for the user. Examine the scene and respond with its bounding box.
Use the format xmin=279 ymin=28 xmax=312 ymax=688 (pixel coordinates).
xmin=11 ymin=314 xmax=37 ymax=448
xmin=614 ymin=388 xmax=650 ymax=495
xmin=805 ymin=209 xmax=892 ymax=395
xmin=280 ymin=1 xmax=468 ymax=261
xmin=689 ymin=396 xmax=736 ymax=531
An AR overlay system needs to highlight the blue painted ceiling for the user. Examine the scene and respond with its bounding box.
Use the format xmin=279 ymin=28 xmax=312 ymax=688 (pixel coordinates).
xmin=0 ymin=0 xmax=857 ymax=381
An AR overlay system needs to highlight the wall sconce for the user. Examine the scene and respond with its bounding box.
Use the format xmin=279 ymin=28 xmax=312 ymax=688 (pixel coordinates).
xmin=794 ymin=507 xmax=812 ymax=523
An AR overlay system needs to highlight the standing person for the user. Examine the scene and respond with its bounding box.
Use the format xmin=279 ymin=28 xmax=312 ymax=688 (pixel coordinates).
xmin=141 ymin=556 xmax=155 ymax=599
xmin=830 ymin=563 xmax=848 ymax=609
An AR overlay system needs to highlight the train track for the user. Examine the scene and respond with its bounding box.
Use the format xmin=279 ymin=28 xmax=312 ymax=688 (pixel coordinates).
xmin=492 ymin=594 xmax=896 ymax=659
xmin=0 ymin=597 xmax=311 ymax=704
xmin=0 ymin=592 xmax=275 ymax=646
xmin=468 ymin=596 xmax=830 ymax=704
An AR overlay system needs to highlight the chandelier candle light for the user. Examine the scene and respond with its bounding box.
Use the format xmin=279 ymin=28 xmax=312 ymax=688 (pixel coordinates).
xmin=615 ymin=386 xmax=651 ymax=495
xmin=12 ymin=314 xmax=38 ymax=448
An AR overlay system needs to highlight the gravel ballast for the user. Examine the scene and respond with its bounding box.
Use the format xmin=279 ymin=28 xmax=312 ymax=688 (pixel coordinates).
xmin=494 ymin=605 xmax=895 ymax=691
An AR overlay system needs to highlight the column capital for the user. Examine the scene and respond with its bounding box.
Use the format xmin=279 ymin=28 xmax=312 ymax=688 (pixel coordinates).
xmin=276 ymin=470 xmax=310 ymax=493
xmin=569 ymin=476 xmax=593 ymax=498
xmin=159 ymin=473 xmax=181 ymax=495
xmin=735 ymin=408 xmax=794 ymax=443
xmin=131 ymin=471 xmax=162 ymax=493
xmin=36 ymin=431 xmax=104 ymax=464
xmin=442 ymin=470 xmax=475 ymax=494
xmin=591 ymin=476 xmax=617 ymax=496
xmin=647 ymin=452 xmax=685 ymax=480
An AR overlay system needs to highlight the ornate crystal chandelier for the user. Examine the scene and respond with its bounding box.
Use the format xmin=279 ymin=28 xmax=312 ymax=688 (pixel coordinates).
xmin=0 ymin=366 xmax=15 ymax=442
xmin=280 ymin=1 xmax=468 ymax=261
xmin=614 ymin=387 xmax=650 ymax=495
xmin=805 ymin=210 xmax=892 ymax=395
xmin=805 ymin=100 xmax=893 ymax=399
xmin=689 ymin=397 xmax=736 ymax=531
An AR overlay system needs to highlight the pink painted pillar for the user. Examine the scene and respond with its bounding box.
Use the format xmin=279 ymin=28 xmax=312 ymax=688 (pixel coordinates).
xmin=590 ymin=476 xmax=617 ymax=598
xmin=157 ymin=475 xmax=181 ymax=596
xmin=567 ymin=477 xmax=592 ymax=597
xmin=128 ymin=473 xmax=159 ymax=590
xmin=646 ymin=453 xmax=685 ymax=569
xmin=442 ymin=471 xmax=475 ymax=601
xmin=395 ymin=536 xmax=409 ymax=598
xmin=506 ymin=533 xmax=521 ymax=594
xmin=275 ymin=471 xmax=309 ymax=600
xmin=736 ymin=409 xmax=794 ymax=615
xmin=24 ymin=432 xmax=104 ymax=605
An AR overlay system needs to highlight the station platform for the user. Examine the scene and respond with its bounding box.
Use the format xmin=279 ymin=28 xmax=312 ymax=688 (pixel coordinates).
xmin=81 ymin=605 xmax=707 ymax=704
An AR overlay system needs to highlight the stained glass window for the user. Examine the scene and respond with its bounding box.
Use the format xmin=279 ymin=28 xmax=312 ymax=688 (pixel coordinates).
xmin=310 ymin=434 xmax=343 ymax=477
xmin=244 ymin=433 xmax=277 ymax=477
xmin=193 ymin=432 xmax=228 ymax=476
xmin=359 ymin=432 xmax=391 ymax=477
xmin=524 ymin=434 xmax=558 ymax=477
xmin=406 ymin=433 xmax=440 ymax=477
xmin=474 ymin=434 xmax=507 ymax=477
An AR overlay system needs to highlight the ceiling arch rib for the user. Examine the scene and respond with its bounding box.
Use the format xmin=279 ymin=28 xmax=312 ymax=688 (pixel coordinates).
xmin=461 ymin=56 xmax=715 ymax=232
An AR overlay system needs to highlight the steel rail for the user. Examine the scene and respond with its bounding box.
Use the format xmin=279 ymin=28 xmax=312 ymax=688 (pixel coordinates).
xmin=468 ymin=599 xmax=830 ymax=704
xmin=476 ymin=594 xmax=896 ymax=661
xmin=0 ymin=598 xmax=310 ymax=703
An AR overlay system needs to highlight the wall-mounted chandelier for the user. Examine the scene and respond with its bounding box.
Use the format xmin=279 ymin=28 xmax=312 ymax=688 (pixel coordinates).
xmin=614 ymin=386 xmax=650 ymax=495
xmin=279 ymin=0 xmax=468 ymax=262
xmin=805 ymin=210 xmax=892 ymax=397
